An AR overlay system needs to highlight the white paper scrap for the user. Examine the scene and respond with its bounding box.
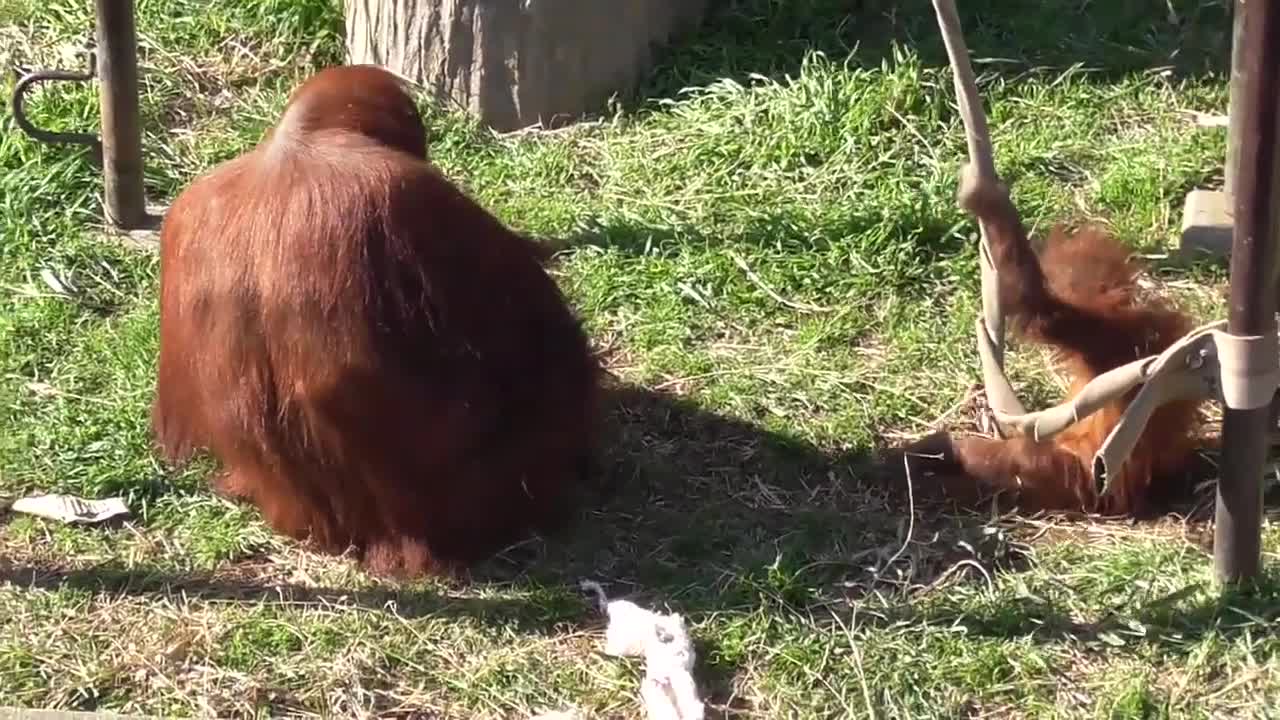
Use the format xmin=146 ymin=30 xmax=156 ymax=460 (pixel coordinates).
xmin=581 ymin=581 xmax=705 ymax=720
xmin=10 ymin=493 xmax=131 ymax=524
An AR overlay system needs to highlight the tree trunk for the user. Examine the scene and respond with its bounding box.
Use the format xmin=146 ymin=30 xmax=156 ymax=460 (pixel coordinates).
xmin=344 ymin=0 xmax=710 ymax=132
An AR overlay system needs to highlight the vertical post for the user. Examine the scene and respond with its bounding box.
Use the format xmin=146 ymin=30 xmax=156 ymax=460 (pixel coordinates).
xmin=94 ymin=0 xmax=147 ymax=229
xmin=1215 ymin=0 xmax=1280 ymax=585
xmin=1224 ymin=1 xmax=1246 ymax=199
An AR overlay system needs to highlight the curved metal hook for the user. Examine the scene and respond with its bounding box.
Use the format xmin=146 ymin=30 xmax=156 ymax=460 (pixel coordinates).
xmin=11 ymin=49 xmax=102 ymax=154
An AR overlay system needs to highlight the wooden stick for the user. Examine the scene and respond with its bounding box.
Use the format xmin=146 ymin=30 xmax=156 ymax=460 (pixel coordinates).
xmin=930 ymin=0 xmax=1020 ymax=428
xmin=931 ymin=0 xmax=997 ymax=180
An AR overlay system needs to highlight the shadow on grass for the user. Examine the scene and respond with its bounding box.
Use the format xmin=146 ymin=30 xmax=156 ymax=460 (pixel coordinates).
xmin=0 ymin=383 xmax=1003 ymax=620
xmin=632 ymin=0 xmax=1231 ymax=110
xmin=879 ymin=561 xmax=1280 ymax=655
xmin=0 ymin=556 xmax=592 ymax=631
xmin=559 ymin=208 xmax=975 ymax=284
xmin=474 ymin=383 xmax=1026 ymax=612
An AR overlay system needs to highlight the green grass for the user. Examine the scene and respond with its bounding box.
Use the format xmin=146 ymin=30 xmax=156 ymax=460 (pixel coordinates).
xmin=1 ymin=0 xmax=1277 ymax=717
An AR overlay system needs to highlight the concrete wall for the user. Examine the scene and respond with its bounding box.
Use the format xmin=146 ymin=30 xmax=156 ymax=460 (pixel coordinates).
xmin=344 ymin=0 xmax=711 ymax=132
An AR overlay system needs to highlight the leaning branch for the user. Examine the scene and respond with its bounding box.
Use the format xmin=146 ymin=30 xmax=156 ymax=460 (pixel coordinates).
xmin=930 ymin=0 xmax=1028 ymax=423
xmin=930 ymin=0 xmax=996 ymax=180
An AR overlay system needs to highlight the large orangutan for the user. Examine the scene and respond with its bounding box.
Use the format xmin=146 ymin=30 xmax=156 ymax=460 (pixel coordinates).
xmin=151 ymin=65 xmax=602 ymax=576
xmin=896 ymin=165 xmax=1202 ymax=517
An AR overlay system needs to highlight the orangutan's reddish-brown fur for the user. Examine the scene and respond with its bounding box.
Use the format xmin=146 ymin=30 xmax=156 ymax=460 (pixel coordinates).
xmin=151 ymin=65 xmax=602 ymax=576
xmin=899 ymin=167 xmax=1201 ymax=516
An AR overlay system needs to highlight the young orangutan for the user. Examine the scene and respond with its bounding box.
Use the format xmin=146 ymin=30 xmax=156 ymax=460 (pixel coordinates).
xmin=897 ymin=164 xmax=1202 ymax=516
xmin=151 ymin=65 xmax=602 ymax=576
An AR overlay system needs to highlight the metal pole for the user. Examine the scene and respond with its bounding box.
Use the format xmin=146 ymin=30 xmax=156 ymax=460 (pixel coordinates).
xmin=1225 ymin=1 xmax=1246 ymax=199
xmin=1216 ymin=0 xmax=1280 ymax=585
xmin=94 ymin=0 xmax=147 ymax=229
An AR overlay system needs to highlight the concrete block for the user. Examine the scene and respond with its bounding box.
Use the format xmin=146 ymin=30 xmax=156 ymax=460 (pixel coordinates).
xmin=1180 ymin=188 xmax=1234 ymax=259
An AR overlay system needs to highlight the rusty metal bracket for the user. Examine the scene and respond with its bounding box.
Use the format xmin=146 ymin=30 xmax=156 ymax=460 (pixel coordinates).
xmin=10 ymin=4 xmax=156 ymax=235
xmin=10 ymin=35 xmax=102 ymax=158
